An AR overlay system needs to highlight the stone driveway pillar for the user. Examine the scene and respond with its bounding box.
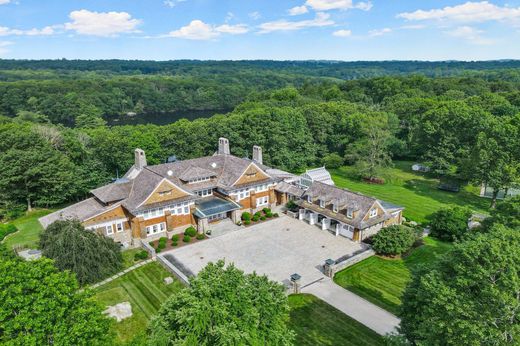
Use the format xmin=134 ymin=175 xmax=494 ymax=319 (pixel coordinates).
xmin=321 ymin=218 xmax=328 ymax=231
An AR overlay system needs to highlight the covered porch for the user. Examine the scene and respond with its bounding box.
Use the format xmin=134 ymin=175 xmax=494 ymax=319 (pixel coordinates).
xmin=297 ymin=208 xmax=358 ymax=241
xmin=193 ymin=196 xmax=242 ymax=233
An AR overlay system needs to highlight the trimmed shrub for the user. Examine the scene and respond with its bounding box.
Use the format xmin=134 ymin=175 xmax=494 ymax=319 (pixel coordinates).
xmin=0 ymin=224 xmax=17 ymax=241
xmin=286 ymin=200 xmax=298 ymax=212
xmin=429 ymin=207 xmax=472 ymax=242
xmin=241 ymin=212 xmax=251 ymax=221
xmin=244 ymin=220 xmax=251 ymax=225
xmin=183 ymin=235 xmax=191 ymax=243
xmin=184 ymin=226 xmax=197 ymax=238
xmin=157 ymin=237 xmax=168 ymax=252
xmin=196 ymin=233 xmax=205 ymax=240
xmin=171 ymin=234 xmax=180 ymax=242
xmin=266 ymin=212 xmax=273 ymax=218
xmin=260 ymin=216 xmax=266 ymax=221
xmin=254 ymin=211 xmax=262 ymax=218
xmin=134 ymin=250 xmax=149 ymax=261
xmin=372 ymin=225 xmax=417 ymax=257
xmin=172 ymin=241 xmax=178 ymax=247
xmin=262 ymin=208 xmax=271 ymax=214
xmin=273 ymin=213 xmax=279 ymax=218
xmin=252 ymin=215 xmax=259 ymax=222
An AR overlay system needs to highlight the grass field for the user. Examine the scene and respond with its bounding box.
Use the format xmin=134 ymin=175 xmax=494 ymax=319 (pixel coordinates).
xmin=288 ymin=294 xmax=383 ymax=346
xmin=334 ymin=237 xmax=452 ymax=315
xmin=330 ymin=161 xmax=489 ymax=224
xmin=2 ymin=209 xmax=53 ymax=249
xmin=92 ymin=261 xmax=184 ymax=343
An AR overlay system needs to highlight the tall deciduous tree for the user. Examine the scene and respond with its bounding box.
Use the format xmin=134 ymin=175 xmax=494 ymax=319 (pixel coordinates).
xmin=149 ymin=260 xmax=294 ymax=345
xmin=0 ymin=258 xmax=113 ymax=345
xmin=400 ymin=225 xmax=520 ymax=345
xmin=40 ymin=220 xmax=123 ymax=285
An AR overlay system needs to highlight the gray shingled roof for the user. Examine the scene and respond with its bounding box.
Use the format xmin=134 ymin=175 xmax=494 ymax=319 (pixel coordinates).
xmin=91 ymin=180 xmax=132 ymax=204
xmin=275 ymin=181 xmax=305 ymax=197
xmin=39 ymin=198 xmax=110 ymax=228
xmin=299 ymin=181 xmax=399 ymax=230
xmin=178 ymin=166 xmax=217 ymax=181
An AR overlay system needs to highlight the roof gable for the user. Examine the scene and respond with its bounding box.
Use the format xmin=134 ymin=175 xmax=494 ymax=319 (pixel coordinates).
xmin=139 ymin=178 xmax=193 ymax=208
xmin=232 ymin=162 xmax=271 ymax=187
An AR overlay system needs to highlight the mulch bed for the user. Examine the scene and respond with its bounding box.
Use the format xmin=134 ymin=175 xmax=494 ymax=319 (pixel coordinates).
xmin=242 ymin=215 xmax=280 ymax=227
xmin=150 ymin=234 xmax=208 ymax=253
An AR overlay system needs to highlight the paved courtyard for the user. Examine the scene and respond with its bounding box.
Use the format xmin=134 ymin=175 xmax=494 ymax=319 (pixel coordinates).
xmin=162 ymin=215 xmax=365 ymax=287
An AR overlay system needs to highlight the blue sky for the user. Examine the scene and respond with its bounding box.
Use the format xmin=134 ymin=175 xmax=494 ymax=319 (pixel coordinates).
xmin=1 ymin=0 xmax=520 ymax=60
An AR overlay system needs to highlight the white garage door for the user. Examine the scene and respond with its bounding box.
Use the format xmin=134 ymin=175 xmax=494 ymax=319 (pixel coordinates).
xmin=339 ymin=224 xmax=354 ymax=239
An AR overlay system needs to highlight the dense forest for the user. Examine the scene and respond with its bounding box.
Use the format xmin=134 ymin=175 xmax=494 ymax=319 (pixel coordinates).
xmin=0 ymin=61 xmax=519 ymax=218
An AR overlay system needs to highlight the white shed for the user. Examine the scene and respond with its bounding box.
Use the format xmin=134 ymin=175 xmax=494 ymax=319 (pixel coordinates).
xmin=412 ymin=164 xmax=430 ymax=172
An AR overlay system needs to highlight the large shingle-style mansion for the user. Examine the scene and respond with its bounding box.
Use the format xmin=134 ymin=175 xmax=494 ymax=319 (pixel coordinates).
xmin=40 ymin=138 xmax=403 ymax=247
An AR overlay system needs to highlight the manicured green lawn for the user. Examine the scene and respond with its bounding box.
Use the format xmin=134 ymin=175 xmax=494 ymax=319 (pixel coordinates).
xmin=330 ymin=161 xmax=489 ymax=224
xmin=334 ymin=237 xmax=452 ymax=315
xmin=288 ymin=294 xmax=383 ymax=346
xmin=92 ymin=261 xmax=184 ymax=344
xmin=121 ymin=248 xmax=149 ymax=269
xmin=3 ymin=209 xmax=53 ymax=249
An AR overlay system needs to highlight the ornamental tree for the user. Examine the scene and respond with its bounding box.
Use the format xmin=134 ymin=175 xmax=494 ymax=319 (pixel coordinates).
xmin=371 ymin=225 xmax=417 ymax=257
xmin=149 ymin=260 xmax=294 ymax=345
xmin=399 ymin=225 xmax=520 ymax=345
xmin=482 ymin=195 xmax=520 ymax=231
xmin=429 ymin=206 xmax=472 ymax=241
xmin=40 ymin=219 xmax=122 ymax=285
xmin=0 ymin=258 xmax=112 ymax=345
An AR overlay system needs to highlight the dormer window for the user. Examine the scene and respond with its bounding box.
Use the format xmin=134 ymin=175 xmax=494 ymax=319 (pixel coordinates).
xmin=319 ymin=199 xmax=325 ymax=208
xmin=189 ymin=176 xmax=211 ymax=184
xmin=369 ymin=208 xmax=378 ymax=218
xmin=333 ymin=204 xmax=338 ymax=213
xmin=346 ymin=209 xmax=353 ymax=218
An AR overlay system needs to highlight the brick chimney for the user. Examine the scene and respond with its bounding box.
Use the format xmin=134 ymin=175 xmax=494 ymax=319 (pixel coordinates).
xmin=218 ymin=137 xmax=230 ymax=155
xmin=253 ymin=145 xmax=263 ymax=164
xmin=134 ymin=148 xmax=147 ymax=170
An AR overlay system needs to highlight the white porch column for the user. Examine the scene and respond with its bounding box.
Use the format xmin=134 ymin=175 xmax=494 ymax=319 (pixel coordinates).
xmin=299 ymin=209 xmax=305 ymax=221
xmin=309 ymin=212 xmax=316 ymax=225
xmin=321 ymin=218 xmax=328 ymax=231
xmin=335 ymin=223 xmax=340 ymax=237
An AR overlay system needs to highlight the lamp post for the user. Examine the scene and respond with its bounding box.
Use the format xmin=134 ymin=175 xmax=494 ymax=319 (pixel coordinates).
xmin=290 ymin=273 xmax=301 ymax=294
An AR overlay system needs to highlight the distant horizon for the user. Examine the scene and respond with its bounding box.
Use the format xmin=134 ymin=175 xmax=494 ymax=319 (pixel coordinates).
xmin=2 ymin=1 xmax=520 ymax=60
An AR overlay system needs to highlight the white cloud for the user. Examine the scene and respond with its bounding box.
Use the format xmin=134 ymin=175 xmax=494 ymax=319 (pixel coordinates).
xmin=65 ymin=10 xmax=141 ymax=37
xmin=368 ymin=27 xmax=391 ymax=37
xmin=164 ymin=0 xmax=186 ymax=8
xmin=249 ymin=11 xmax=261 ymax=20
xmin=0 ymin=0 xmax=11 ymax=5
xmin=400 ymin=24 xmax=425 ymax=30
xmin=0 ymin=25 xmax=56 ymax=36
xmin=167 ymin=20 xmax=248 ymax=40
xmin=445 ymin=25 xmax=494 ymax=44
xmin=258 ymin=12 xmax=334 ymax=33
xmin=215 ymin=24 xmax=249 ymax=34
xmin=0 ymin=41 xmax=12 ymax=55
xmin=397 ymin=1 xmax=520 ymax=25
xmin=333 ymin=29 xmax=352 ymax=37
xmin=305 ymin=0 xmax=372 ymax=11
xmin=288 ymin=5 xmax=309 ymax=16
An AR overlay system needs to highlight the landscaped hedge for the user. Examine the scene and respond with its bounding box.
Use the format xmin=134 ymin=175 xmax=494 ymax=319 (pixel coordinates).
xmin=134 ymin=250 xmax=149 ymax=261
xmin=184 ymin=226 xmax=197 ymax=237
xmin=429 ymin=207 xmax=472 ymax=242
xmin=196 ymin=233 xmax=205 ymax=240
xmin=157 ymin=237 xmax=168 ymax=252
xmin=371 ymin=225 xmax=417 ymax=257
xmin=183 ymin=235 xmax=191 ymax=243
xmin=171 ymin=234 xmax=180 ymax=242
xmin=241 ymin=212 xmax=251 ymax=221
xmin=0 ymin=224 xmax=17 ymax=241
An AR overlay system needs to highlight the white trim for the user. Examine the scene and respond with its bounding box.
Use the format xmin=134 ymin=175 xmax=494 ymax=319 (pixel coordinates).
xmin=256 ymin=195 xmax=269 ymax=207
xmin=105 ymin=224 xmax=114 ymax=235
xmin=85 ymin=218 xmax=128 ymax=231
xmin=136 ymin=178 xmax=194 ymax=209
xmin=116 ymin=222 xmax=124 ymax=233
xmin=230 ymin=162 xmax=272 ymax=187
xmin=145 ymin=222 xmax=166 ymax=237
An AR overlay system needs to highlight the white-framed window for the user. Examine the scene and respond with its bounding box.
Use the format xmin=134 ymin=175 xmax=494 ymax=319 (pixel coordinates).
xmin=346 ymin=209 xmax=353 ymax=218
xmin=116 ymin=222 xmax=124 ymax=233
xmin=146 ymin=222 xmax=166 ymax=237
xmin=333 ymin=204 xmax=338 ymax=213
xmin=369 ymin=208 xmax=378 ymax=218
xmin=319 ymin=199 xmax=325 ymax=208
xmin=256 ymin=196 xmax=269 ymax=207
xmin=236 ymin=188 xmax=250 ymax=201
xmin=105 ymin=224 xmax=114 ymax=235
xmin=255 ymin=184 xmax=268 ymax=192
xmin=189 ymin=177 xmax=211 ymax=184
xmin=196 ymin=189 xmax=213 ymax=197
xmin=142 ymin=207 xmax=165 ymax=220
xmin=307 ymin=195 xmax=312 ymax=203
xmin=169 ymin=202 xmax=191 ymax=216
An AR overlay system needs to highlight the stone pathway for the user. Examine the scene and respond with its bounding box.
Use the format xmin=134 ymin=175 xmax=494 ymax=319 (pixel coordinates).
xmin=302 ymin=278 xmax=400 ymax=336
xmin=89 ymin=258 xmax=154 ymax=290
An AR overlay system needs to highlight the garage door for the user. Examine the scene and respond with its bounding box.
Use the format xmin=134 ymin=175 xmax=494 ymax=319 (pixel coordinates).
xmin=339 ymin=225 xmax=353 ymax=239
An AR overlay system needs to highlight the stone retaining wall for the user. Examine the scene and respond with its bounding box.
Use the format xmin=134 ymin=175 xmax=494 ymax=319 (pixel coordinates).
xmin=156 ymin=254 xmax=190 ymax=286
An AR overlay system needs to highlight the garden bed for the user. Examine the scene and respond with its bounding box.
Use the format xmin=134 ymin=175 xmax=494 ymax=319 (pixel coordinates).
xmin=149 ymin=226 xmax=208 ymax=253
xmin=240 ymin=208 xmax=279 ymax=227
